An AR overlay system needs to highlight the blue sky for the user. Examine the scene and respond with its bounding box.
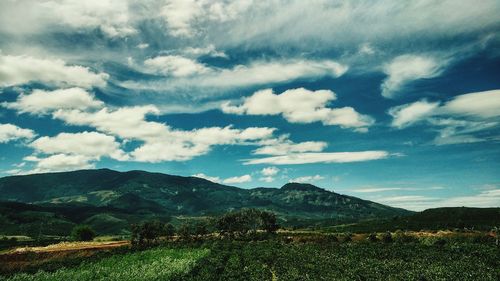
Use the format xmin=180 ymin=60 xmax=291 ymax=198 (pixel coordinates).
xmin=0 ymin=0 xmax=499 ymax=210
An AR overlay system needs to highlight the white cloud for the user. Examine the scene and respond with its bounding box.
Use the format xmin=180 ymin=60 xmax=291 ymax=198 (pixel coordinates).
xmin=259 ymin=166 xmax=279 ymax=182
xmin=244 ymin=151 xmax=390 ymax=165
xmin=441 ymin=89 xmax=500 ymax=118
xmin=0 ymin=54 xmax=108 ymax=88
xmin=193 ymin=172 xmax=255 ymax=185
xmin=30 ymin=131 xmax=128 ymax=161
xmin=137 ymin=43 xmax=149 ymax=49
xmin=290 ymin=175 xmax=324 ymax=183
xmin=0 ymin=0 xmax=136 ymax=37
xmin=122 ymin=59 xmax=348 ymax=93
xmin=381 ymin=55 xmax=443 ymax=98
xmin=160 ymin=0 xmax=253 ymax=37
xmin=261 ymin=166 xmax=279 ymax=176
xmin=0 ymin=123 xmax=36 ymax=143
xmin=161 ymin=0 xmax=203 ymax=37
xmin=182 ymin=45 xmax=227 ymax=58
xmin=429 ymin=118 xmax=498 ymax=145
xmin=24 ymin=154 xmax=94 ymax=173
xmin=192 ymin=173 xmax=221 ymax=183
xmin=223 ymin=174 xmax=252 ymax=184
xmin=389 ymin=100 xmax=440 ymax=128
xmin=51 ymin=104 xmax=277 ymax=163
xmin=2 ymin=88 xmax=104 ymax=115
xmin=389 ymin=89 xmax=500 ymax=144
xmin=144 ymin=55 xmax=210 ymax=77
xmin=222 ymin=88 xmax=373 ymax=130
xmin=259 ymin=176 xmax=275 ymax=183
xmin=374 ymin=189 xmax=500 ymax=211
xmin=253 ymin=136 xmax=327 ymax=155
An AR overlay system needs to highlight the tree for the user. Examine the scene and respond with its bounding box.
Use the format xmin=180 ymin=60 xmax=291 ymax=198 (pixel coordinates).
xmin=260 ymin=211 xmax=279 ymax=234
xmin=71 ymin=225 xmax=96 ymax=241
xmin=177 ymin=223 xmax=193 ymax=240
xmin=131 ymin=220 xmax=170 ymax=247
xmin=216 ymin=209 xmax=279 ymax=238
xmin=164 ymin=223 xmax=176 ymax=237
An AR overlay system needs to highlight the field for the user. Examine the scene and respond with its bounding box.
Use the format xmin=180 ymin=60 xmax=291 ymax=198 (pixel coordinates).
xmin=1 ymin=233 xmax=498 ymax=281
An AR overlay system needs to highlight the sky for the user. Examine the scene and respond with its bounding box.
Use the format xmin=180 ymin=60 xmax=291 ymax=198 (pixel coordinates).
xmin=0 ymin=0 xmax=499 ymax=211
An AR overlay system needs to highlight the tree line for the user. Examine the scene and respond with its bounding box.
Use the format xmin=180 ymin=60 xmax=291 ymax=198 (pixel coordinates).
xmin=131 ymin=209 xmax=279 ymax=247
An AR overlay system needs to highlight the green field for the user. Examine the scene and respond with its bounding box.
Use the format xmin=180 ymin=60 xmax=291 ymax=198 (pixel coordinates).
xmin=1 ymin=248 xmax=208 ymax=281
xmin=2 ymin=239 xmax=499 ymax=281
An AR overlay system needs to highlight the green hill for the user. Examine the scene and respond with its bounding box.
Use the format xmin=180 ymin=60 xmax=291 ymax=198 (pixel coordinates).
xmin=0 ymin=169 xmax=412 ymax=235
xmin=328 ymin=207 xmax=500 ymax=232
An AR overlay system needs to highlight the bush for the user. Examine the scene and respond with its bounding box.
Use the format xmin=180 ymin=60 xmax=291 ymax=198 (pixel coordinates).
xmin=367 ymin=233 xmax=378 ymax=242
xmin=381 ymin=231 xmax=393 ymax=243
xmin=393 ymin=230 xmax=416 ymax=243
xmin=71 ymin=225 xmax=96 ymax=241
xmin=341 ymin=232 xmax=353 ymax=243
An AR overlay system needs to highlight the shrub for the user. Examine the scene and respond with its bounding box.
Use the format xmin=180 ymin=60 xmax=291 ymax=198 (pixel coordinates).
xmin=367 ymin=233 xmax=378 ymax=242
xmin=393 ymin=230 xmax=416 ymax=243
xmin=381 ymin=231 xmax=393 ymax=243
xmin=341 ymin=232 xmax=353 ymax=243
xmin=71 ymin=225 xmax=96 ymax=241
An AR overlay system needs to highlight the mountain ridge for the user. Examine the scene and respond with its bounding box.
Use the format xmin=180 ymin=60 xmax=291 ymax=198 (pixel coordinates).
xmin=0 ymin=168 xmax=412 ymax=235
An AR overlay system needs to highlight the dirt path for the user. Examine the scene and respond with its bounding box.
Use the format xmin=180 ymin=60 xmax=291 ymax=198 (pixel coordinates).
xmin=7 ymin=240 xmax=130 ymax=254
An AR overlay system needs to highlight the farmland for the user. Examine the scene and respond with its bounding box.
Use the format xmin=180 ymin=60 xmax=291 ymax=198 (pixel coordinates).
xmin=1 ymin=231 xmax=498 ymax=281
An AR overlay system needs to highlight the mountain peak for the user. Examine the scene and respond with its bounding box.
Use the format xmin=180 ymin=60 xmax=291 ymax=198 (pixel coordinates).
xmin=280 ymin=182 xmax=324 ymax=192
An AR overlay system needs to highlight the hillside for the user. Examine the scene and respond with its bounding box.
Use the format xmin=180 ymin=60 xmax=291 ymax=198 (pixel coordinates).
xmin=328 ymin=207 xmax=500 ymax=232
xmin=0 ymin=169 xmax=411 ymax=235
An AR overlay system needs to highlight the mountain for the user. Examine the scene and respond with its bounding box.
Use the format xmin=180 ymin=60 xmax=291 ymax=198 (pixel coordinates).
xmin=0 ymin=169 xmax=411 ymax=235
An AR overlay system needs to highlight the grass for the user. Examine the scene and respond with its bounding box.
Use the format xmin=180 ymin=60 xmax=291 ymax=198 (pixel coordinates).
xmin=1 ymin=247 xmax=209 ymax=281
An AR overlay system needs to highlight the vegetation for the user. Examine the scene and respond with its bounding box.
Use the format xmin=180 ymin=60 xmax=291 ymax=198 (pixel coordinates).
xmin=71 ymin=225 xmax=96 ymax=242
xmin=1 ymin=247 xmax=209 ymax=281
xmin=215 ymin=209 xmax=278 ymax=237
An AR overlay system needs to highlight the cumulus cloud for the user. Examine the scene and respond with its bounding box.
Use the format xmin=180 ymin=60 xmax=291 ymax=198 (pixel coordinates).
xmin=144 ymin=55 xmax=210 ymax=77
xmin=259 ymin=166 xmax=280 ymax=182
xmin=0 ymin=123 xmax=36 ymax=143
xmin=381 ymin=55 xmax=444 ymax=98
xmin=290 ymin=175 xmax=324 ymax=183
xmin=244 ymin=151 xmax=390 ymax=165
xmin=30 ymin=131 xmax=128 ymax=161
xmin=49 ymin=102 xmax=277 ymax=162
xmin=261 ymin=166 xmax=280 ymax=176
xmin=223 ymin=174 xmax=252 ymax=184
xmin=0 ymin=54 xmax=108 ymax=88
xmin=0 ymin=0 xmax=136 ymax=37
xmin=2 ymin=88 xmax=104 ymax=115
xmin=222 ymin=88 xmax=373 ymax=131
xmin=161 ymin=0 xmax=252 ymax=37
